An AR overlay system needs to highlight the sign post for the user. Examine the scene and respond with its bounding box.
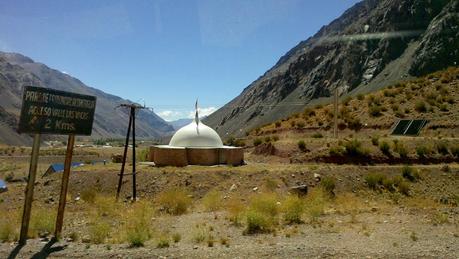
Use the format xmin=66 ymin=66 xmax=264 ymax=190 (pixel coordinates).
xmin=19 ymin=134 xmax=41 ymax=244
xmin=17 ymin=86 xmax=96 ymax=243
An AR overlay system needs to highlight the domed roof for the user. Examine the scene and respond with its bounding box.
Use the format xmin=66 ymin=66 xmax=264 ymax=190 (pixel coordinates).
xmin=169 ymin=120 xmax=223 ymax=148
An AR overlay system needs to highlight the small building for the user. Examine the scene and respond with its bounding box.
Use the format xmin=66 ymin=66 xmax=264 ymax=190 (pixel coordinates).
xmin=150 ymin=103 xmax=244 ymax=167
xmin=43 ymin=162 xmax=84 ymax=177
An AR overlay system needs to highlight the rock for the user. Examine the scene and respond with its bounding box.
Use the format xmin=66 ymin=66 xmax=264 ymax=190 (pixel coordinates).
xmin=371 ymin=207 xmax=378 ymax=212
xmin=314 ymin=173 xmax=321 ymax=182
xmin=185 ymin=179 xmax=192 ymax=186
xmin=289 ymin=185 xmax=308 ymax=196
xmin=82 ymin=236 xmax=91 ymax=243
xmin=252 ymin=187 xmax=259 ymax=192
xmin=229 ymin=184 xmax=237 ymax=191
xmin=74 ymin=196 xmax=81 ymax=201
xmin=193 ymin=245 xmax=198 ymax=249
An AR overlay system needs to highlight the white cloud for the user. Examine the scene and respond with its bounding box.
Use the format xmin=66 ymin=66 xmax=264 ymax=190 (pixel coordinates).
xmin=187 ymin=106 xmax=217 ymax=119
xmin=157 ymin=106 xmax=218 ymax=121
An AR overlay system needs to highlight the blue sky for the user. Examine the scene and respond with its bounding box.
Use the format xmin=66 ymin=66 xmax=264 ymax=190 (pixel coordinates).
xmin=0 ymin=0 xmax=360 ymax=121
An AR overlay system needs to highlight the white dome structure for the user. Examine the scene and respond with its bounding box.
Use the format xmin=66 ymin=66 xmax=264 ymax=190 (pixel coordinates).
xmin=149 ymin=100 xmax=244 ymax=167
xmin=169 ymin=120 xmax=224 ymax=148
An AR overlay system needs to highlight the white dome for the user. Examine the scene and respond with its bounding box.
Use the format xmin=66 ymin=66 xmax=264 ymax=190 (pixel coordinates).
xmin=169 ymin=120 xmax=223 ymax=148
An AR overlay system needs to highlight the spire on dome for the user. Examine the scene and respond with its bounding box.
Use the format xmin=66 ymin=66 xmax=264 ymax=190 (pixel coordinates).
xmin=195 ymin=99 xmax=199 ymax=125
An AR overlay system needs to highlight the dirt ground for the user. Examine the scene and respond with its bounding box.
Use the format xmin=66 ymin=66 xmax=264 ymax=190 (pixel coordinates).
xmin=1 ymin=153 xmax=458 ymax=258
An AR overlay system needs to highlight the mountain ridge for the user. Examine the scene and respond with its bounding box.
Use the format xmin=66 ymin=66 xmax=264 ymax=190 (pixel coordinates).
xmin=205 ymin=0 xmax=458 ymax=137
xmin=0 ymin=51 xmax=174 ymax=145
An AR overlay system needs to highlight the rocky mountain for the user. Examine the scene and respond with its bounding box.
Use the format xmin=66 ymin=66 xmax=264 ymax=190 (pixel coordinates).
xmin=0 ymin=52 xmax=174 ymax=146
xmin=205 ymin=0 xmax=458 ymax=137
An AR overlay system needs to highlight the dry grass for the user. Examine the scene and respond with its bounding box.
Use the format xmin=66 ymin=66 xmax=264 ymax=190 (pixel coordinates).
xmin=157 ymin=188 xmax=192 ymax=215
xmin=0 ymin=210 xmax=19 ymax=242
xmin=225 ymin=197 xmax=245 ymax=225
xmin=282 ymin=195 xmax=305 ymax=224
xmin=202 ymin=190 xmax=222 ymax=212
xmin=29 ymin=207 xmax=55 ymax=238
xmin=304 ymin=188 xmax=327 ymax=223
xmin=124 ymin=201 xmax=154 ymax=247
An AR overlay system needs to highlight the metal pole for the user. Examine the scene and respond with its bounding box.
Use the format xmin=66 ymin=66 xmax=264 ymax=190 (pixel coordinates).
xmin=131 ymin=108 xmax=137 ymax=201
xmin=116 ymin=111 xmax=132 ymax=200
xmin=54 ymin=134 xmax=75 ymax=239
xmin=19 ymin=134 xmax=41 ymax=244
xmin=333 ymin=88 xmax=338 ymax=139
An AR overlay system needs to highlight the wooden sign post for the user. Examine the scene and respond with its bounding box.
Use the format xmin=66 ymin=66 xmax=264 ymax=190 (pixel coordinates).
xmin=17 ymin=86 xmax=96 ymax=243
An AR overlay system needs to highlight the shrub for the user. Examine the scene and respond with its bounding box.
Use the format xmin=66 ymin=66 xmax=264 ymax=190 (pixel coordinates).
xmin=393 ymin=141 xmax=408 ymax=158
xmin=249 ymin=193 xmax=279 ymax=218
xmin=416 ymin=145 xmax=431 ymax=158
xmin=290 ymin=120 xmax=296 ymax=128
xmin=415 ymin=101 xmax=427 ymax=112
xmin=371 ymin=136 xmax=379 ymax=146
xmin=320 ymin=176 xmax=336 ymax=196
xmin=0 ymin=213 xmax=18 ymax=242
xmin=312 ymin=132 xmax=323 ymax=138
xmin=81 ymin=188 xmax=97 ymax=203
xmin=253 ymin=138 xmax=262 ymax=146
xmin=264 ymin=136 xmax=271 ymax=143
xmin=275 ymin=121 xmax=281 ymax=128
xmin=297 ymin=140 xmax=307 ymax=152
xmin=304 ymin=188 xmax=326 ymax=222
xmin=202 ymin=190 xmax=222 ymax=212
xmin=192 ymin=226 xmax=208 ymax=243
xmin=89 ymin=220 xmax=111 ymax=244
xmin=365 ymin=173 xmax=386 ymax=190
xmin=282 ymin=195 xmax=305 ymax=224
xmin=329 ymin=145 xmax=345 ymax=156
xmin=343 ymin=139 xmax=368 ymax=157
xmin=272 ymin=135 xmax=279 ymax=141
xmin=397 ymin=181 xmax=410 ymax=196
xmin=368 ymin=105 xmax=382 ymax=117
xmin=402 ymin=166 xmax=418 ymax=182
xmin=226 ymin=197 xmax=245 ymax=225
xmin=452 ymin=146 xmax=459 ymax=157
xmin=357 ymin=94 xmax=364 ymax=100
xmin=137 ymin=148 xmax=149 ymax=162
xmin=436 ymin=142 xmax=449 ymax=155
xmin=296 ymin=121 xmax=305 ymax=128
xmin=244 ymin=209 xmax=273 ymax=234
xmin=379 ymin=141 xmax=391 ymax=156
xmin=29 ymin=208 xmax=55 ymax=238
xmin=303 ymin=108 xmax=316 ymax=117
xmin=382 ymin=178 xmax=395 ymax=192
xmin=347 ymin=118 xmax=362 ymax=131
xmin=157 ymin=188 xmax=192 ymax=215
xmin=156 ymin=235 xmax=170 ymax=248
xmin=172 ymin=233 xmax=181 ymax=243
xmin=125 ymin=201 xmax=154 ymax=247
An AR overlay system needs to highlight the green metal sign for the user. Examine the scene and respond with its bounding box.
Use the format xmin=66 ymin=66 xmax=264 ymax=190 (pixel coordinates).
xmin=18 ymin=86 xmax=97 ymax=135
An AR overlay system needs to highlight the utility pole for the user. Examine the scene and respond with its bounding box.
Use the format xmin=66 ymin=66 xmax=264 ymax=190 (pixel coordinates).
xmin=116 ymin=103 xmax=147 ymax=201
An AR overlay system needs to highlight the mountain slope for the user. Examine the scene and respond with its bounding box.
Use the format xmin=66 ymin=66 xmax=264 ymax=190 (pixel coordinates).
xmin=205 ymin=0 xmax=458 ymax=137
xmin=0 ymin=52 xmax=174 ymax=145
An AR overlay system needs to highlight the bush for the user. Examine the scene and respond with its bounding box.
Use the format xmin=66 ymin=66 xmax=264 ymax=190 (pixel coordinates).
xmin=303 ymin=108 xmax=316 ymax=117
xmin=393 ymin=141 xmax=408 ymax=158
xmin=202 ymin=190 xmax=222 ymax=212
xmin=357 ymin=94 xmax=364 ymax=100
xmin=125 ymin=201 xmax=154 ymax=247
xmin=156 ymin=235 xmax=170 ymax=248
xmin=157 ymin=188 xmax=192 ymax=215
xmin=192 ymin=226 xmax=209 ymax=243
xmin=320 ymin=176 xmax=336 ymax=196
xmin=137 ymin=148 xmax=149 ymax=162
xmin=225 ymin=197 xmax=245 ymax=225
xmin=415 ymin=101 xmax=427 ymax=112
xmin=329 ymin=146 xmax=345 ymax=156
xmin=312 ymin=132 xmax=323 ymax=138
xmin=172 ymin=233 xmax=181 ymax=243
xmin=416 ymin=145 xmax=431 ymax=158
xmin=264 ymin=136 xmax=271 ymax=143
xmin=452 ymin=146 xmax=459 ymax=157
xmin=272 ymin=135 xmax=279 ymax=141
xmin=368 ymin=105 xmax=382 ymax=117
xmin=81 ymin=188 xmax=97 ymax=203
xmin=365 ymin=173 xmax=386 ymax=190
xmin=244 ymin=209 xmax=274 ymax=234
xmin=282 ymin=195 xmax=305 ymax=224
xmin=297 ymin=140 xmax=307 ymax=152
xmin=304 ymin=188 xmax=326 ymax=222
xmin=379 ymin=141 xmax=391 ymax=156
xmin=29 ymin=208 xmax=55 ymax=238
xmin=275 ymin=121 xmax=281 ymax=128
xmin=371 ymin=136 xmax=379 ymax=146
xmin=397 ymin=181 xmax=410 ymax=196
xmin=436 ymin=142 xmax=449 ymax=155
xmin=382 ymin=178 xmax=395 ymax=192
xmin=0 ymin=213 xmax=18 ymax=242
xmin=343 ymin=139 xmax=368 ymax=157
xmin=89 ymin=220 xmax=111 ymax=244
xmin=402 ymin=166 xmax=418 ymax=182
xmin=249 ymin=193 xmax=279 ymax=218
xmin=296 ymin=121 xmax=305 ymax=128
xmin=253 ymin=138 xmax=262 ymax=146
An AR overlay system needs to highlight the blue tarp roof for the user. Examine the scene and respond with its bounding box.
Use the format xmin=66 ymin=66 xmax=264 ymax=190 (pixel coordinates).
xmin=0 ymin=179 xmax=6 ymax=189
xmin=49 ymin=162 xmax=83 ymax=172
